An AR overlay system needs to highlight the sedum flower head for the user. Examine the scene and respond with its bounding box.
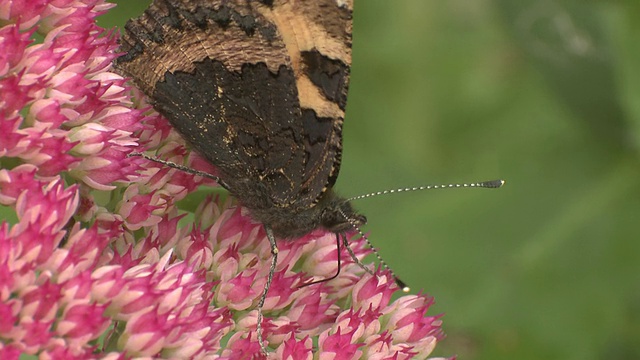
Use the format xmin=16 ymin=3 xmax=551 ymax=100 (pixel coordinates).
xmin=0 ymin=0 xmax=449 ymax=358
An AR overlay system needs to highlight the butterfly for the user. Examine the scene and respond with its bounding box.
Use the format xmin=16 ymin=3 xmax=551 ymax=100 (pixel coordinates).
xmin=115 ymin=0 xmax=365 ymax=353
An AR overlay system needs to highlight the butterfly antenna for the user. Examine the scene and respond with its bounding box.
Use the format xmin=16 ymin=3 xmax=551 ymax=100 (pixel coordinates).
xmin=128 ymin=152 xmax=232 ymax=189
xmin=339 ymin=179 xmax=504 ymax=292
xmin=347 ymin=179 xmax=505 ymax=202
xmin=337 ymin=208 xmax=410 ymax=292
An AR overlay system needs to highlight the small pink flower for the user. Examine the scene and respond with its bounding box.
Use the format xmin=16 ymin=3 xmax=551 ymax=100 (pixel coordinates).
xmin=29 ymin=99 xmax=68 ymax=128
xmin=0 ymin=165 xmax=41 ymax=204
xmin=0 ymin=301 xmax=16 ymax=333
xmin=0 ymin=115 xmax=26 ymax=157
xmin=260 ymin=267 xmax=302 ymax=311
xmin=287 ymin=288 xmax=337 ymax=332
xmin=58 ymin=301 xmax=109 ymax=339
xmin=220 ymin=332 xmax=266 ymax=359
xmin=0 ymin=24 xmax=33 ymax=73
xmin=20 ymin=320 xmax=52 ymax=351
xmin=333 ymin=307 xmax=382 ymax=344
xmin=0 ymin=344 xmax=21 ymax=360
xmin=318 ymin=327 xmax=364 ymax=360
xmin=276 ymin=334 xmax=313 ymax=360
xmin=216 ymin=270 xmax=258 ymax=311
xmin=383 ymin=295 xmax=444 ymax=355
xmin=351 ymin=271 xmax=396 ymax=312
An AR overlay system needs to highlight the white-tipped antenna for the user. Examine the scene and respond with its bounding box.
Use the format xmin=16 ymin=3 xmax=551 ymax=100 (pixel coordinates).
xmin=347 ymin=179 xmax=505 ymax=202
xmin=341 ymin=179 xmax=505 ymax=293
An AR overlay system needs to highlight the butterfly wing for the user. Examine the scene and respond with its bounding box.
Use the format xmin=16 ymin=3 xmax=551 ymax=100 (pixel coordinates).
xmin=115 ymin=0 xmax=352 ymax=212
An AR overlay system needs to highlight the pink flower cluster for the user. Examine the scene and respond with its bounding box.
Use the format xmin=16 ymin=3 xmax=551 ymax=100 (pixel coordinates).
xmin=0 ymin=0 xmax=448 ymax=358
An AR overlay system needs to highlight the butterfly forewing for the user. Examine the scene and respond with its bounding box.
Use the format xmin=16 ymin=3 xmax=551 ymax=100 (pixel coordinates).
xmin=115 ymin=0 xmax=353 ymax=235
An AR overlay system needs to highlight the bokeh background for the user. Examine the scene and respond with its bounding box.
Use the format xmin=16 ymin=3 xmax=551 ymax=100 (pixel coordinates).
xmin=101 ymin=1 xmax=639 ymax=359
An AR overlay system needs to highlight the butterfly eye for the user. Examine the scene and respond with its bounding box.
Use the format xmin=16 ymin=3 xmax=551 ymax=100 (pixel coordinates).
xmin=351 ymin=213 xmax=367 ymax=226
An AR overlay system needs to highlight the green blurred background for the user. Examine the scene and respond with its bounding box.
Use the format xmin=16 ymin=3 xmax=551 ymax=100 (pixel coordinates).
xmin=101 ymin=1 xmax=640 ymax=359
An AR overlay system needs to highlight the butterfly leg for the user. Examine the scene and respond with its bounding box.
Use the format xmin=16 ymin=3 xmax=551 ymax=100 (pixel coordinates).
xmin=257 ymin=225 xmax=278 ymax=355
xmin=298 ymin=234 xmax=343 ymax=288
xmin=343 ymin=235 xmax=410 ymax=292
xmin=342 ymin=235 xmax=375 ymax=277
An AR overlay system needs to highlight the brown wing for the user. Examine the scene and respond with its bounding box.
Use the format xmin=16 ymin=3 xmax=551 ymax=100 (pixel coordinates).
xmin=260 ymin=0 xmax=353 ymax=205
xmin=114 ymin=0 xmax=352 ymax=211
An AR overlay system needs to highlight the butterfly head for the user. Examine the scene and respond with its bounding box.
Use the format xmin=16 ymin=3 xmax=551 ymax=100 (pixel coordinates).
xmin=320 ymin=191 xmax=366 ymax=233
